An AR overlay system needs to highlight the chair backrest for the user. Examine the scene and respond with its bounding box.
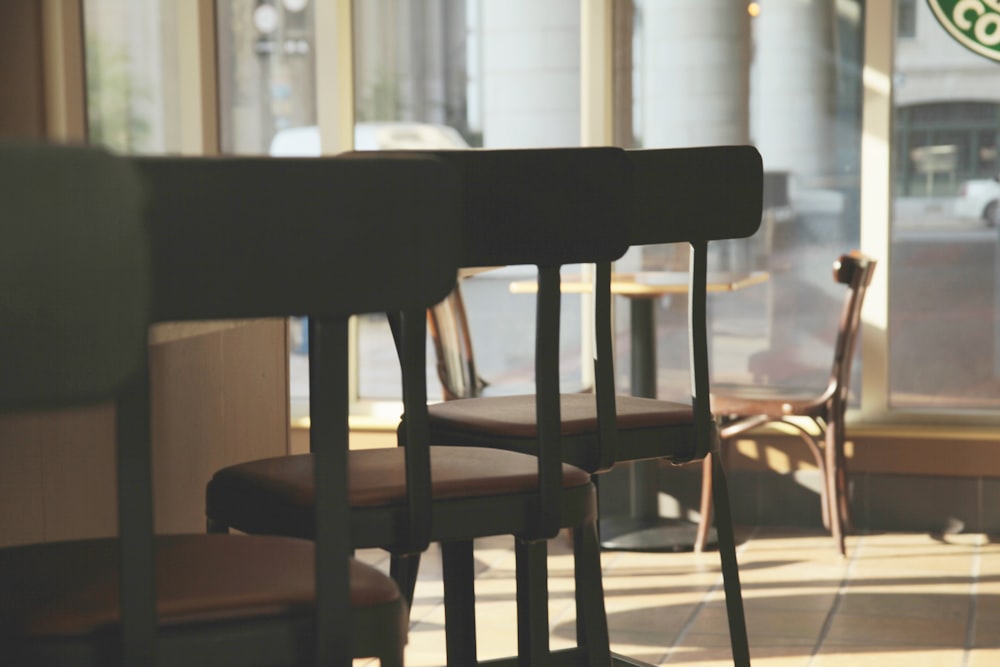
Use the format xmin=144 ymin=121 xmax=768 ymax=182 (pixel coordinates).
xmin=622 ymin=146 xmax=763 ymax=462
xmin=0 ymin=143 xmax=154 ymax=664
xmin=135 ymin=153 xmax=461 ymax=665
xmin=830 ymin=251 xmax=876 ymax=405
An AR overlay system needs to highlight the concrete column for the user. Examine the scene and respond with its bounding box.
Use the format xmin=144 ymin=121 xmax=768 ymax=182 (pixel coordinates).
xmin=751 ymin=0 xmax=836 ymax=182
xmin=479 ymin=0 xmax=579 ymax=147
xmin=638 ymin=0 xmax=751 ymax=148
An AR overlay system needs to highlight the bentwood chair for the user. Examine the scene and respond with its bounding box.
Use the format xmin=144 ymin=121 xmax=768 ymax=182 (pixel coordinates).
xmin=0 ymin=144 xmax=454 ymax=666
xmin=206 ymin=147 xmax=627 ymax=666
xmin=427 ymin=284 xmax=489 ymax=401
xmin=424 ymin=146 xmax=764 ymax=667
xmin=704 ymin=251 xmax=876 ymax=557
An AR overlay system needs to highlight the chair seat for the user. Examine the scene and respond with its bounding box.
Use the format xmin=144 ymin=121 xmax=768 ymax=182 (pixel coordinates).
xmin=711 ymin=382 xmax=830 ymax=419
xmin=0 ymin=534 xmax=402 ymax=639
xmin=426 ymin=393 xmax=699 ymax=469
xmin=207 ymin=446 xmax=593 ymax=541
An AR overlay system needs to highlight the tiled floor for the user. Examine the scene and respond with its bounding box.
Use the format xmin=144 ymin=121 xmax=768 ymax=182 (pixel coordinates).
xmin=354 ymin=527 xmax=1000 ymax=666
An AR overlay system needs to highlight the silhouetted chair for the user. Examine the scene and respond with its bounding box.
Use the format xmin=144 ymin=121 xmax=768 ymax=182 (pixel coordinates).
xmin=206 ymin=147 xmax=628 ymax=666
xmin=704 ymin=251 xmax=876 ymax=557
xmin=0 ymin=144 xmax=458 ymax=666
xmin=424 ymin=146 xmax=764 ymax=667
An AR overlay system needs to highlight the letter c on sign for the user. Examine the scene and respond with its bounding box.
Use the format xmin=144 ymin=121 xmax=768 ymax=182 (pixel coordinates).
xmin=954 ymin=0 xmax=984 ymax=30
xmin=976 ymin=12 xmax=1000 ymax=45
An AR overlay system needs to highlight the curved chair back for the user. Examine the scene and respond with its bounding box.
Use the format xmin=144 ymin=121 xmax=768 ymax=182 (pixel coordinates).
xmin=0 ymin=143 xmax=154 ymax=664
xmin=427 ymin=286 xmax=485 ymax=400
xmin=831 ymin=251 xmax=877 ymax=405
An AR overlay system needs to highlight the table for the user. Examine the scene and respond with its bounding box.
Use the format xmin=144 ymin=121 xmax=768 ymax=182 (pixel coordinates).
xmin=511 ymin=270 xmax=769 ymax=551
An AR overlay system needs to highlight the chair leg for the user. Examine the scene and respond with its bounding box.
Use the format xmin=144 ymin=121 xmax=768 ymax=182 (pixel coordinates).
xmin=390 ymin=552 xmax=422 ymax=609
xmin=379 ymin=639 xmax=406 ymax=667
xmin=206 ymin=518 xmax=229 ymax=534
xmin=572 ymin=519 xmax=612 ymax=667
xmin=711 ymin=451 xmax=751 ymax=667
xmin=441 ymin=540 xmax=478 ymax=666
xmin=694 ymin=454 xmax=714 ymax=553
xmin=515 ymin=537 xmax=550 ymax=666
xmin=832 ymin=413 xmax=853 ymax=533
xmin=824 ymin=415 xmax=847 ymax=557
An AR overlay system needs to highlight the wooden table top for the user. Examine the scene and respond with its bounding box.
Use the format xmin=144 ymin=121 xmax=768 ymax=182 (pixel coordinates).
xmin=508 ymin=270 xmax=770 ymax=297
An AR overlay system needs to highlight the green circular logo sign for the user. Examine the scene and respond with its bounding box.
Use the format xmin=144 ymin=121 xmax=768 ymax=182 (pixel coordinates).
xmin=928 ymin=0 xmax=1000 ymax=62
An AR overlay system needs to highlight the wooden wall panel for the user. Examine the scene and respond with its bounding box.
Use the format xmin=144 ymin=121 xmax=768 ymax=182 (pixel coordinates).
xmin=0 ymin=412 xmax=50 ymax=547
xmin=0 ymin=321 xmax=289 ymax=546
xmin=0 ymin=2 xmax=46 ymax=138
xmin=149 ymin=320 xmax=289 ymax=534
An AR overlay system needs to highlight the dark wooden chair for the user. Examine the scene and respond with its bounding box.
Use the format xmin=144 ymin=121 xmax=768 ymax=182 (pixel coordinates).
xmin=206 ymin=147 xmax=630 ymax=666
xmin=704 ymin=251 xmax=876 ymax=557
xmin=423 ymin=146 xmax=764 ymax=667
xmin=0 ymin=144 xmax=462 ymax=666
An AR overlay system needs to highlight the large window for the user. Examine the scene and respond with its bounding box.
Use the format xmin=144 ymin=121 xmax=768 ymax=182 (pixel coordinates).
xmin=612 ymin=0 xmax=864 ymax=405
xmin=78 ymin=0 xmax=1000 ymax=426
xmin=890 ymin=2 xmax=1000 ymax=410
xmin=83 ymin=0 xmax=182 ymax=154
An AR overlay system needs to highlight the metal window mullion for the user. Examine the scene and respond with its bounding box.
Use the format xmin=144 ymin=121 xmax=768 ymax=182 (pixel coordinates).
xmin=175 ymin=1 xmax=219 ymax=155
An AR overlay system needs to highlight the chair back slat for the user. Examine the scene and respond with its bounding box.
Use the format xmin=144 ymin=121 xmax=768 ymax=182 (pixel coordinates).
xmin=136 ymin=155 xmax=461 ymax=322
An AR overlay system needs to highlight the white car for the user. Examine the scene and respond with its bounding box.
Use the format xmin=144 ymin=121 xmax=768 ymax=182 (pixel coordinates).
xmin=269 ymin=121 xmax=470 ymax=156
xmin=954 ymin=175 xmax=1000 ymax=227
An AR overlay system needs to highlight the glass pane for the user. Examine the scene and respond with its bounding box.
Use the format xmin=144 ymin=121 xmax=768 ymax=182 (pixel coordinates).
xmin=614 ymin=0 xmax=864 ymax=404
xmin=215 ymin=1 xmax=319 ymax=415
xmin=350 ymin=0 xmax=584 ymax=402
xmin=83 ymin=0 xmax=181 ymax=154
xmin=890 ymin=3 xmax=1000 ymax=410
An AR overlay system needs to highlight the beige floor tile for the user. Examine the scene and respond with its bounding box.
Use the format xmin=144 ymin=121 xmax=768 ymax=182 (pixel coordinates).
xmin=666 ymin=643 xmax=812 ymax=666
xmin=822 ymin=611 xmax=967 ymax=648
xmin=967 ymin=647 xmax=1000 ymax=666
xmin=972 ymin=613 xmax=1000 ymax=648
xmin=811 ymin=646 xmax=965 ymax=666
xmin=364 ymin=530 xmax=997 ymax=665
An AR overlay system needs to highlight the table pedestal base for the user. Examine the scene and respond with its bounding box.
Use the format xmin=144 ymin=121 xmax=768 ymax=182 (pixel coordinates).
xmin=600 ymin=516 xmax=717 ymax=552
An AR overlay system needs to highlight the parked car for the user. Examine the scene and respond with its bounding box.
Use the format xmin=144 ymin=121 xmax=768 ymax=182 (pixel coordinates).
xmin=954 ymin=175 xmax=1000 ymax=227
xmin=269 ymin=121 xmax=470 ymax=156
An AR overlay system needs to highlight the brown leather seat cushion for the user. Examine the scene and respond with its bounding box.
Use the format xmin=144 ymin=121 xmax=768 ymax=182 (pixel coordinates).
xmin=0 ymin=534 xmax=400 ymax=638
xmin=209 ymin=445 xmax=592 ymax=511
xmin=711 ymin=382 xmax=828 ymax=419
xmin=427 ymin=393 xmax=695 ymax=437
